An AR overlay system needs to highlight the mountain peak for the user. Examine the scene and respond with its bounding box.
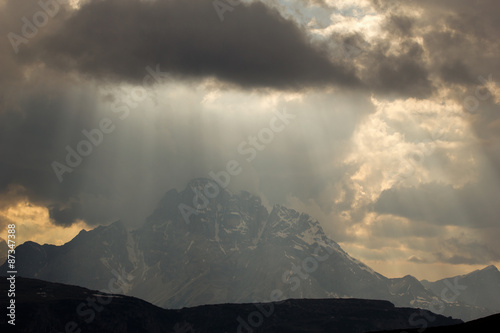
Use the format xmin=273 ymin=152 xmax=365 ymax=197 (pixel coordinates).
xmin=465 ymin=264 xmax=500 ymax=278
xmin=482 ymin=265 xmax=499 ymax=273
xmin=402 ymin=274 xmax=419 ymax=282
xmin=109 ymin=219 xmax=126 ymax=229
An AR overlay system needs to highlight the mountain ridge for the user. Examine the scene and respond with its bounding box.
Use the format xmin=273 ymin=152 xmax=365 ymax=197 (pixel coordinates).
xmin=1 ymin=179 xmax=497 ymax=321
xmin=420 ymin=264 xmax=500 ymax=316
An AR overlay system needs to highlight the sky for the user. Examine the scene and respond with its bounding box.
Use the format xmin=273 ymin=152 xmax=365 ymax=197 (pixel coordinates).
xmin=0 ymin=0 xmax=499 ymax=281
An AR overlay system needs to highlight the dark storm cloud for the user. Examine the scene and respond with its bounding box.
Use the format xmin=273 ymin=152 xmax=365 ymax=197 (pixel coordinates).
xmin=0 ymin=79 xmax=119 ymax=226
xmin=362 ymin=41 xmax=433 ymax=98
xmin=369 ymin=0 xmax=500 ymax=94
xmin=31 ymin=0 xmax=360 ymax=90
xmin=48 ymin=203 xmax=81 ymax=227
xmin=0 ymin=0 xmax=72 ymax=99
xmin=384 ymin=14 xmax=414 ymax=37
xmin=374 ymin=181 xmax=500 ymax=228
xmin=1 ymin=0 xmax=460 ymax=99
xmin=0 ymin=74 xmax=184 ymax=227
xmin=438 ymin=60 xmax=476 ymax=86
xmin=1 ymin=0 xmax=499 ymax=233
xmin=0 ymin=0 xmax=374 ymax=228
xmin=434 ymin=237 xmax=500 ymax=265
xmin=2 ymin=0 xmax=498 ymax=99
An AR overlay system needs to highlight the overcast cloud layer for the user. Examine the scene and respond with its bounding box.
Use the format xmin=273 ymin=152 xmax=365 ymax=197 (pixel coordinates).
xmin=0 ymin=0 xmax=499 ymax=280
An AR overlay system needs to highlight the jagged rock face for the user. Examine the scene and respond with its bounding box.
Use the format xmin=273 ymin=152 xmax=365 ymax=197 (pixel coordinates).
xmin=388 ymin=275 xmax=438 ymax=308
xmin=130 ymin=178 xmax=392 ymax=308
xmin=1 ymin=178 xmax=494 ymax=321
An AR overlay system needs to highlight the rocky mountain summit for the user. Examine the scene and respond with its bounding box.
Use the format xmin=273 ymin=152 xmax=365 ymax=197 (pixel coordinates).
xmin=2 ymin=178 xmax=497 ymax=321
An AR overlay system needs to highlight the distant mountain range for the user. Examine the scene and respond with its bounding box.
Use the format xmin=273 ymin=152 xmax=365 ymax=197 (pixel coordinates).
xmin=421 ymin=265 xmax=500 ymax=316
xmin=2 ymin=178 xmax=499 ymax=321
xmin=0 ymin=277 xmax=463 ymax=333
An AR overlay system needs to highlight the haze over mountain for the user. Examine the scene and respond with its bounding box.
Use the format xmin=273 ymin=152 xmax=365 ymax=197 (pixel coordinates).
xmin=2 ymin=179 xmax=497 ymax=321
